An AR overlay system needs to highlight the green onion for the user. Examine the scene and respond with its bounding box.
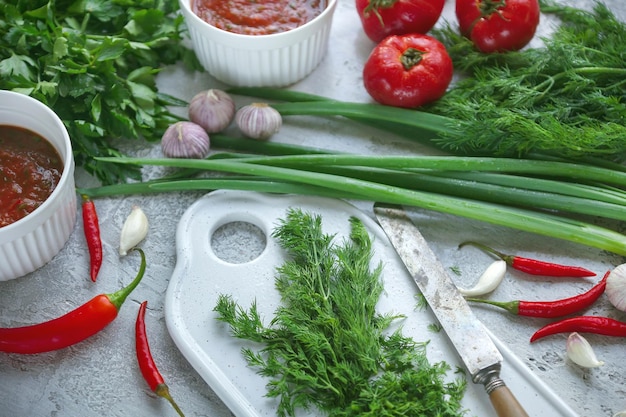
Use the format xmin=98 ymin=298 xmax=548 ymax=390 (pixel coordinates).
xmin=210 ymin=135 xmax=626 ymax=206
xmin=205 ymin=153 xmax=626 ymax=220
xmin=93 ymin=155 xmax=626 ymax=256
xmin=218 ymin=153 xmax=626 ymax=187
xmin=227 ymin=88 xmax=459 ymax=149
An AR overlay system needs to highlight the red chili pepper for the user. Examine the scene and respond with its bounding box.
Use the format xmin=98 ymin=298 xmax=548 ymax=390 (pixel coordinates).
xmin=0 ymin=249 xmax=145 ymax=354
xmin=82 ymin=195 xmax=103 ymax=282
xmin=135 ymin=301 xmax=185 ymax=417
xmin=530 ymin=315 xmax=626 ymax=342
xmin=467 ymin=270 xmax=609 ymax=318
xmin=459 ymin=241 xmax=596 ymax=277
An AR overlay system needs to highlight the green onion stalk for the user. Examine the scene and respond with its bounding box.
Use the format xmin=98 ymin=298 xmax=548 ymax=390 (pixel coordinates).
xmin=83 ymin=152 xmax=626 ymax=256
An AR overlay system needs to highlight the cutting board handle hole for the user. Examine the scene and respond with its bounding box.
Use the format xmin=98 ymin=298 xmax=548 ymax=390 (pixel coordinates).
xmin=210 ymin=221 xmax=267 ymax=264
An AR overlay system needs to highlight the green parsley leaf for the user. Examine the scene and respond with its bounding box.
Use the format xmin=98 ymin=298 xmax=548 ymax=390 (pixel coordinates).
xmin=0 ymin=0 xmax=203 ymax=184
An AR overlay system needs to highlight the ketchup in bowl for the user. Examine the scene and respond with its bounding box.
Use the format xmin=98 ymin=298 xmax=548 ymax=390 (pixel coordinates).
xmin=0 ymin=125 xmax=63 ymax=228
xmin=192 ymin=0 xmax=327 ymax=35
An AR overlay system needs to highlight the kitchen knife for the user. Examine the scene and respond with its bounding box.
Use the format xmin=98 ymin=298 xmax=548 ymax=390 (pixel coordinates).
xmin=373 ymin=204 xmax=529 ymax=417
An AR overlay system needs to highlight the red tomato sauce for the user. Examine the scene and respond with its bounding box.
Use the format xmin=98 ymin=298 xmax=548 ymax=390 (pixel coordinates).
xmin=0 ymin=126 xmax=63 ymax=228
xmin=192 ymin=0 xmax=327 ymax=35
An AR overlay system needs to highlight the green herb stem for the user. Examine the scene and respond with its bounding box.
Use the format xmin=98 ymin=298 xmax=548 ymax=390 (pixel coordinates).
xmin=149 ymin=178 xmax=366 ymax=200
xmin=211 ymin=134 xmax=335 ymax=155
xmin=269 ymin=101 xmax=458 ymax=137
xmin=204 ymin=150 xmax=626 ymax=217
xmin=295 ymin=165 xmax=626 ymax=221
xmin=429 ymin=171 xmax=626 ymax=206
xmin=222 ymin=154 xmax=626 ymax=187
xmin=228 ymin=89 xmax=456 ymax=150
xmin=94 ymin=156 xmax=626 ymax=256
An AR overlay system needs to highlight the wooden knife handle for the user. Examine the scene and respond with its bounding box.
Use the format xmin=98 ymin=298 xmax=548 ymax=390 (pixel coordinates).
xmin=489 ymin=384 xmax=530 ymax=417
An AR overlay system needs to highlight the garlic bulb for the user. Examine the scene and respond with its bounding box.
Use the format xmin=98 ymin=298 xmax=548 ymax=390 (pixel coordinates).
xmin=161 ymin=121 xmax=210 ymax=159
xmin=566 ymin=332 xmax=604 ymax=368
xmin=606 ymin=263 xmax=626 ymax=311
xmin=458 ymin=260 xmax=507 ymax=297
xmin=235 ymin=103 xmax=282 ymax=140
xmin=189 ymin=89 xmax=235 ymax=133
xmin=119 ymin=205 xmax=149 ymax=256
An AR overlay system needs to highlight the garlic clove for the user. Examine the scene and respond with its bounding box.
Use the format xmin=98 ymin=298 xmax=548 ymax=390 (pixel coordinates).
xmin=458 ymin=260 xmax=507 ymax=297
xmin=606 ymin=263 xmax=626 ymax=311
xmin=189 ymin=89 xmax=235 ymax=133
xmin=566 ymin=332 xmax=604 ymax=368
xmin=161 ymin=121 xmax=210 ymax=159
xmin=119 ymin=205 xmax=149 ymax=256
xmin=235 ymin=103 xmax=282 ymax=140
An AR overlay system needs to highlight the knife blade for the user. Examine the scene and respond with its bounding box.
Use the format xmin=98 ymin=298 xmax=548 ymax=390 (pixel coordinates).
xmin=373 ymin=204 xmax=529 ymax=417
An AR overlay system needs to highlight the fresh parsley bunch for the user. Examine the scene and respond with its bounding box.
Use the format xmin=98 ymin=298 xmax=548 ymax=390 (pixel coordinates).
xmin=0 ymin=0 xmax=201 ymax=184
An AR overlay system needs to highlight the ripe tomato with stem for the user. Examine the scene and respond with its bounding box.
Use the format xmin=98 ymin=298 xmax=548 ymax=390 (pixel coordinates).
xmin=456 ymin=0 xmax=540 ymax=53
xmin=355 ymin=0 xmax=445 ymax=43
xmin=362 ymin=33 xmax=453 ymax=108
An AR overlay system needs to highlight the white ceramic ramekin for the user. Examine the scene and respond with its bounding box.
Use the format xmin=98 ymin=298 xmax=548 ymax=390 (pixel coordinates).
xmin=179 ymin=0 xmax=338 ymax=87
xmin=0 ymin=91 xmax=77 ymax=281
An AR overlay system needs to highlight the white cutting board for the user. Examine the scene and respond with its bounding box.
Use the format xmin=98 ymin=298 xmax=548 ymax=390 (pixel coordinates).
xmin=165 ymin=190 xmax=579 ymax=417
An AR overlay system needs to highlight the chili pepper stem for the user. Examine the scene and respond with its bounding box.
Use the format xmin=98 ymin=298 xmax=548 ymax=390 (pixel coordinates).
xmin=459 ymin=241 xmax=514 ymax=263
xmin=465 ymin=298 xmax=519 ymax=314
xmin=108 ymin=248 xmax=146 ymax=310
xmin=155 ymin=384 xmax=186 ymax=417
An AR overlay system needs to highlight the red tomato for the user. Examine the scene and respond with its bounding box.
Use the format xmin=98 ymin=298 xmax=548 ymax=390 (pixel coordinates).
xmin=456 ymin=0 xmax=540 ymax=53
xmin=355 ymin=0 xmax=445 ymax=43
xmin=362 ymin=34 xmax=453 ymax=108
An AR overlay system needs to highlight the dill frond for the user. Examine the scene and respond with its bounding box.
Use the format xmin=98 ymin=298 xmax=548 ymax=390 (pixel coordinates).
xmin=213 ymin=209 xmax=467 ymax=416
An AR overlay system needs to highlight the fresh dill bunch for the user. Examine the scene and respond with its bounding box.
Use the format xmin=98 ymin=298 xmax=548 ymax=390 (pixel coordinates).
xmin=429 ymin=1 xmax=626 ymax=162
xmin=213 ymin=209 xmax=467 ymax=417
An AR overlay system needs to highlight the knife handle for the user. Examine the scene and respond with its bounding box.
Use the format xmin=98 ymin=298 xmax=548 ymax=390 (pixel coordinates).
xmin=489 ymin=383 xmax=530 ymax=417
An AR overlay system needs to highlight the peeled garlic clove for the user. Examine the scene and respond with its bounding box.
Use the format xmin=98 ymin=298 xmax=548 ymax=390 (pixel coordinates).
xmin=235 ymin=103 xmax=282 ymax=140
xmin=189 ymin=89 xmax=235 ymax=133
xmin=566 ymin=332 xmax=604 ymax=368
xmin=606 ymin=263 xmax=626 ymax=311
xmin=458 ymin=260 xmax=507 ymax=297
xmin=161 ymin=121 xmax=210 ymax=159
xmin=119 ymin=205 xmax=149 ymax=256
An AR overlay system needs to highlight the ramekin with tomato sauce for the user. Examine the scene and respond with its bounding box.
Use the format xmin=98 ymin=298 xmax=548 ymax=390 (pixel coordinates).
xmin=179 ymin=0 xmax=338 ymax=87
xmin=0 ymin=91 xmax=77 ymax=281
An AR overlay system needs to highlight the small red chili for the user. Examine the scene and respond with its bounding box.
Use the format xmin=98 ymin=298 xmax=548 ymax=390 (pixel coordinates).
xmin=459 ymin=241 xmax=596 ymax=277
xmin=82 ymin=194 xmax=103 ymax=282
xmin=530 ymin=315 xmax=626 ymax=342
xmin=135 ymin=301 xmax=185 ymax=417
xmin=0 ymin=249 xmax=145 ymax=354
xmin=466 ymin=270 xmax=609 ymax=318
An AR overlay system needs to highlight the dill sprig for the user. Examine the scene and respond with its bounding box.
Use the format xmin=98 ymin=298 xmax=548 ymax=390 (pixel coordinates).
xmin=214 ymin=209 xmax=467 ymax=417
xmin=429 ymin=1 xmax=626 ymax=161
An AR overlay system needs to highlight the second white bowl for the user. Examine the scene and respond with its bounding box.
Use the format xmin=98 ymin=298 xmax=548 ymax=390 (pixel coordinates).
xmin=179 ymin=0 xmax=338 ymax=87
xmin=0 ymin=91 xmax=77 ymax=281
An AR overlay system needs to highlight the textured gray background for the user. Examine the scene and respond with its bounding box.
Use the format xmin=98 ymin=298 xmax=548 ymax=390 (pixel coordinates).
xmin=1 ymin=0 xmax=625 ymax=416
